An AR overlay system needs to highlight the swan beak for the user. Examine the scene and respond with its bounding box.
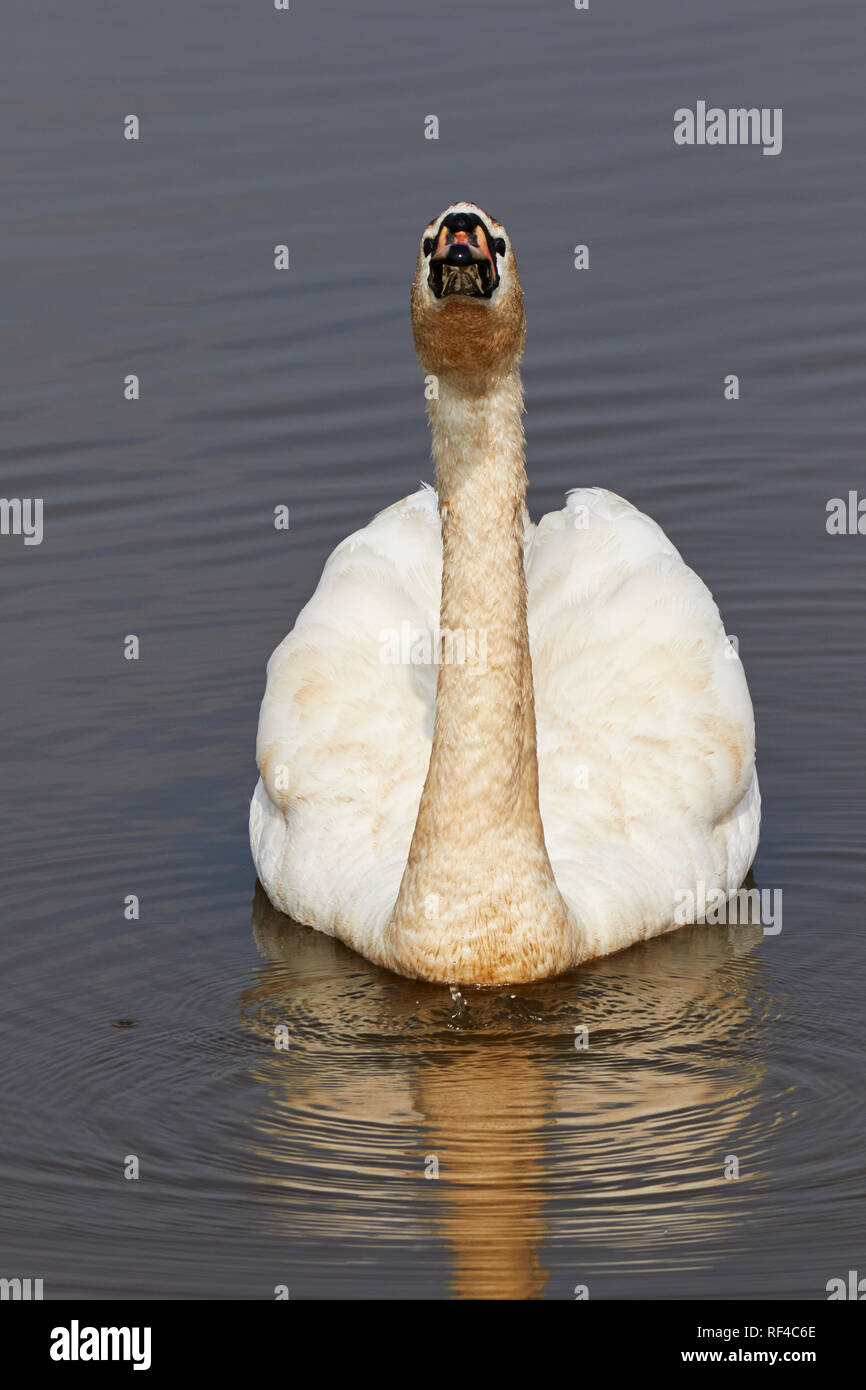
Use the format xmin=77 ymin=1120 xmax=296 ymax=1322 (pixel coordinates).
xmin=428 ymin=221 xmax=500 ymax=300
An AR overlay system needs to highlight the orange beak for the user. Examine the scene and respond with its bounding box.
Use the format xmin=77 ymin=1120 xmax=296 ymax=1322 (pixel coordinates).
xmin=430 ymin=223 xmax=496 ymax=270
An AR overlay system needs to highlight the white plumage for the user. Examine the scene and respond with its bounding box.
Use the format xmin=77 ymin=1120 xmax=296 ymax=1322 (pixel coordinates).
xmin=252 ymin=484 xmax=759 ymax=965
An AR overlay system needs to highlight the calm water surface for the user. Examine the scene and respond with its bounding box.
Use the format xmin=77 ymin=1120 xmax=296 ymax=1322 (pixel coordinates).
xmin=1 ymin=0 xmax=864 ymax=1297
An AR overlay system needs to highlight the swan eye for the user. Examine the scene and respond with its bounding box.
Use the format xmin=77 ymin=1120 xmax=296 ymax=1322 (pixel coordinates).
xmin=494 ymin=237 xmax=506 ymax=256
xmin=423 ymin=238 xmax=434 ymax=256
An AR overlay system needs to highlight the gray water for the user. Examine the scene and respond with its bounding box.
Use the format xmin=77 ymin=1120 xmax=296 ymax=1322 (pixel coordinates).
xmin=1 ymin=0 xmax=864 ymax=1299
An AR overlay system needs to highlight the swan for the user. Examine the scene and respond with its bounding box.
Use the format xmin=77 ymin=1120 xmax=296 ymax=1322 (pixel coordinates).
xmin=250 ymin=201 xmax=760 ymax=985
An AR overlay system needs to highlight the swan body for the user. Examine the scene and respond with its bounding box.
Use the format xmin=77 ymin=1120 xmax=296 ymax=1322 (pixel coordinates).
xmin=251 ymin=203 xmax=759 ymax=984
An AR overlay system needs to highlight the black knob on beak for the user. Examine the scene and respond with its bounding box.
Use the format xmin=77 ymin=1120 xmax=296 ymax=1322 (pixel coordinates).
xmin=444 ymin=212 xmax=473 ymax=233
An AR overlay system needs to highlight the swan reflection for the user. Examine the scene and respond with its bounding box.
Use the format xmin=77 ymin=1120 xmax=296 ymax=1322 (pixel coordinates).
xmin=239 ymin=881 xmax=770 ymax=1298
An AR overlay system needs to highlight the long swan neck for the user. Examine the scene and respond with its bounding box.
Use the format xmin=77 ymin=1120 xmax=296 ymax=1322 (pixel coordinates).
xmin=431 ymin=370 xmax=527 ymax=509
xmin=426 ymin=368 xmax=538 ymax=831
xmin=384 ymin=365 xmax=574 ymax=982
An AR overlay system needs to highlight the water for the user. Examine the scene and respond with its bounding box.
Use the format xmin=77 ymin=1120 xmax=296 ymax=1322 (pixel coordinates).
xmin=1 ymin=0 xmax=864 ymax=1298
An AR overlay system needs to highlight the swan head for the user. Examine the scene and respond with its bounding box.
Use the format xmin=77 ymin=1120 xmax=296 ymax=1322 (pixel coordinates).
xmin=411 ymin=202 xmax=525 ymax=389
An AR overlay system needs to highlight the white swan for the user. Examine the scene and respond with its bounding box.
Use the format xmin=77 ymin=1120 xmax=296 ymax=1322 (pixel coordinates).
xmin=250 ymin=201 xmax=760 ymax=985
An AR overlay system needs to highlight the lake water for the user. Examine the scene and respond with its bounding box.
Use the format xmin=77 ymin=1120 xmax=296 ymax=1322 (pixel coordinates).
xmin=1 ymin=0 xmax=864 ymax=1298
